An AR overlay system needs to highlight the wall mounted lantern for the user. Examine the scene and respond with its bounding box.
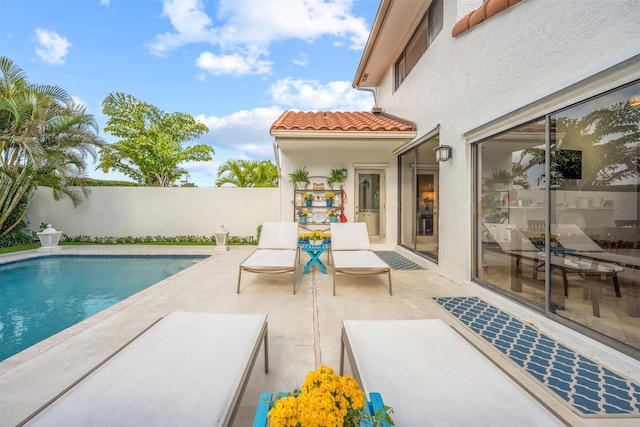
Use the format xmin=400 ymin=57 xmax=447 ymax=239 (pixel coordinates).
xmin=434 ymin=145 xmax=452 ymax=162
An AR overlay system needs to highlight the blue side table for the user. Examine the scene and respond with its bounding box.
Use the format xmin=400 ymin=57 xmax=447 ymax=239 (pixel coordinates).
xmin=301 ymin=243 xmax=328 ymax=274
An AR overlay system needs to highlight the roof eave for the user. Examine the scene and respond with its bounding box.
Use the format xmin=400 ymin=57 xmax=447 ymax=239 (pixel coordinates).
xmin=352 ymin=0 xmax=392 ymax=88
xmin=270 ymin=129 xmax=416 ymax=140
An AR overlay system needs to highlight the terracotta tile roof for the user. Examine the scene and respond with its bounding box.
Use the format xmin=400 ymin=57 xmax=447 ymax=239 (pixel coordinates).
xmin=452 ymin=0 xmax=522 ymax=37
xmin=270 ymin=111 xmax=415 ymax=132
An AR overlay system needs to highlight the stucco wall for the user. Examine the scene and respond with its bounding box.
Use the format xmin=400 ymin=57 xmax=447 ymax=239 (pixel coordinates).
xmin=373 ymin=0 xmax=640 ymax=281
xmin=27 ymin=187 xmax=280 ymax=239
xmin=277 ymin=139 xmax=401 ymax=249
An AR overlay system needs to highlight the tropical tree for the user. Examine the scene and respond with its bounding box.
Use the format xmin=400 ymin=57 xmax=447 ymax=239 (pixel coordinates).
xmin=0 ymin=56 xmax=104 ymax=235
xmin=216 ymin=159 xmax=278 ymax=187
xmin=512 ymin=101 xmax=640 ymax=190
xmin=99 ymin=92 xmax=213 ymax=187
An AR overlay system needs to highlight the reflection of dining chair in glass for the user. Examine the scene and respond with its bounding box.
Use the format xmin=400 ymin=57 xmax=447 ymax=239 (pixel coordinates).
xmin=558 ymin=212 xmax=585 ymax=229
xmin=615 ymin=219 xmax=640 ymax=227
xmin=527 ymin=220 xmax=545 ymax=231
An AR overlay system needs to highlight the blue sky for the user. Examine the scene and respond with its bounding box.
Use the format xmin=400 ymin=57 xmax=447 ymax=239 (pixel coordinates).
xmin=0 ymin=0 xmax=377 ymax=186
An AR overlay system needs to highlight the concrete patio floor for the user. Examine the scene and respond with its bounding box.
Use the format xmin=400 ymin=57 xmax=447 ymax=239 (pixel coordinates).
xmin=1 ymin=245 xmax=639 ymax=426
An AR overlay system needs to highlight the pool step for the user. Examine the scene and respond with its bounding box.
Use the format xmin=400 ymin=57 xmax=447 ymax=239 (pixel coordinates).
xmin=179 ymin=260 xmax=198 ymax=269
xmin=164 ymin=260 xmax=200 ymax=276
xmin=164 ymin=263 xmax=183 ymax=276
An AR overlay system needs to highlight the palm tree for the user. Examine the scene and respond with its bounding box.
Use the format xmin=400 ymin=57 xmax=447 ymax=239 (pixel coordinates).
xmin=216 ymin=159 xmax=278 ymax=187
xmin=0 ymin=56 xmax=104 ymax=234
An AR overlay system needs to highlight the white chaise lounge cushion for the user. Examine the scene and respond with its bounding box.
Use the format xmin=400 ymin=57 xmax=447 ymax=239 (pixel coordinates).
xmin=242 ymin=248 xmax=298 ymax=269
xmin=238 ymin=221 xmax=299 ymax=294
xmin=330 ymin=222 xmax=391 ymax=295
xmin=341 ymin=319 xmax=565 ymax=426
xmin=332 ymin=250 xmax=388 ymax=270
xmin=330 ymin=222 xmax=371 ymax=250
xmin=258 ymin=221 xmax=298 ymax=249
xmin=24 ymin=312 xmax=268 ymax=427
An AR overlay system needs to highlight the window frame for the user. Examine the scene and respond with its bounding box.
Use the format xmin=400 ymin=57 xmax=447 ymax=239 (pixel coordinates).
xmin=394 ymin=0 xmax=443 ymax=91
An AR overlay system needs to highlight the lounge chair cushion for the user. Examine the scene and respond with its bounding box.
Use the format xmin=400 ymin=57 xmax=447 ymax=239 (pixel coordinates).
xmin=332 ymin=251 xmax=388 ymax=270
xmin=25 ymin=312 xmax=268 ymax=427
xmin=330 ymin=222 xmax=371 ymax=250
xmin=242 ymin=249 xmax=298 ymax=269
xmin=341 ymin=319 xmax=564 ymax=426
xmin=258 ymin=222 xmax=298 ymax=249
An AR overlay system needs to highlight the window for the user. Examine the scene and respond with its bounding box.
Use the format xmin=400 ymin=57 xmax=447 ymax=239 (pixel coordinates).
xmin=394 ymin=0 xmax=443 ymax=91
xmin=473 ymin=80 xmax=640 ymax=354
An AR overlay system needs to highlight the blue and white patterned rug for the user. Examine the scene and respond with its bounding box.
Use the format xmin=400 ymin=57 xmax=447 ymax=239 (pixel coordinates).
xmin=434 ymin=296 xmax=640 ymax=416
xmin=374 ymin=251 xmax=423 ymax=270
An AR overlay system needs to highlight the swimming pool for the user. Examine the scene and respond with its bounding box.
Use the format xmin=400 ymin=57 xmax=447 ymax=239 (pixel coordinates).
xmin=0 ymin=255 xmax=206 ymax=362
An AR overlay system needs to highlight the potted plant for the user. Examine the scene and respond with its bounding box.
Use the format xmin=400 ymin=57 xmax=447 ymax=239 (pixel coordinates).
xmin=309 ymin=230 xmax=325 ymax=246
xmin=289 ymin=167 xmax=310 ymax=189
xmin=327 ymin=167 xmax=346 ymax=189
xmin=298 ymin=210 xmax=309 ymax=224
xmin=324 ymin=192 xmax=335 ymax=206
xmin=266 ymin=365 xmax=393 ymax=426
xmin=328 ymin=210 xmax=339 ymax=222
xmin=303 ymin=193 xmax=314 ymax=206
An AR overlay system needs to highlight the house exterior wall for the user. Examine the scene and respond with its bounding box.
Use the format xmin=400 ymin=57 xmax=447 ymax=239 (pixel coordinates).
xmin=26 ymin=187 xmax=279 ymax=239
xmin=277 ymin=139 xmax=399 ymax=249
xmin=371 ymin=0 xmax=640 ymax=282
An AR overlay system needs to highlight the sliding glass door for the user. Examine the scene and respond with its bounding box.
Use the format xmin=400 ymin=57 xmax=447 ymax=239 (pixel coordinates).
xmin=473 ymin=80 xmax=640 ymax=354
xmin=399 ymin=134 xmax=440 ymax=260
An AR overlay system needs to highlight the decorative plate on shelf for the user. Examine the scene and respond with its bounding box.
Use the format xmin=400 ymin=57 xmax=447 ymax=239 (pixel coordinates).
xmin=311 ymin=211 xmax=328 ymax=224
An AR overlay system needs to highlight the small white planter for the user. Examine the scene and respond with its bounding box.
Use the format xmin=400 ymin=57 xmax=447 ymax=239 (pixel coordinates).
xmin=214 ymin=225 xmax=230 ymax=252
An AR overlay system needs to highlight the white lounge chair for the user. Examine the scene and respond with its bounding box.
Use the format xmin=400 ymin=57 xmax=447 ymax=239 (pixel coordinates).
xmin=238 ymin=221 xmax=300 ymax=294
xmin=340 ymin=319 xmax=565 ymax=426
xmin=330 ymin=222 xmax=392 ymax=296
xmin=22 ymin=312 xmax=269 ymax=427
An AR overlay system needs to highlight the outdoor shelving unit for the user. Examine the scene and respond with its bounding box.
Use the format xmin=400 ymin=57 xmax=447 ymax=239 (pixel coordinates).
xmin=294 ymin=175 xmax=343 ymax=232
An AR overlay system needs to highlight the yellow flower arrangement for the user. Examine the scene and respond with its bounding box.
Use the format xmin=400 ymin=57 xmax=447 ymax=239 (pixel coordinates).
xmin=268 ymin=365 xmax=378 ymax=427
xmin=327 ymin=210 xmax=339 ymax=217
xmin=299 ymin=210 xmax=310 ymax=217
xmin=324 ymin=193 xmax=335 ymax=202
xmin=298 ymin=231 xmax=330 ymax=242
xmin=303 ymin=193 xmax=314 ymax=202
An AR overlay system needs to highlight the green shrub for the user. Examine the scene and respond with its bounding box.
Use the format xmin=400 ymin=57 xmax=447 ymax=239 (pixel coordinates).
xmin=59 ymin=234 xmax=257 ymax=245
xmin=0 ymin=230 xmax=36 ymax=248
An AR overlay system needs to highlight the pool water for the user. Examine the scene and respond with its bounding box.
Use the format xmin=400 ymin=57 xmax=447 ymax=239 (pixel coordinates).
xmin=0 ymin=255 xmax=205 ymax=362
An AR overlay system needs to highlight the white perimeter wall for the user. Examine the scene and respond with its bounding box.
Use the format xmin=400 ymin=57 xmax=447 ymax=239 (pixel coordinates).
xmin=374 ymin=0 xmax=640 ymax=282
xmin=27 ymin=187 xmax=280 ymax=239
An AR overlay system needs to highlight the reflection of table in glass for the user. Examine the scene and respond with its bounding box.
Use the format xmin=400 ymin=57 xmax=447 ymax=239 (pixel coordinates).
xmin=301 ymin=243 xmax=328 ymax=274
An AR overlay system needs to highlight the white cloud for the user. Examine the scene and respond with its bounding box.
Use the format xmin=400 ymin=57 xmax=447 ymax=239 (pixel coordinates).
xmin=100 ymin=0 xmax=110 ymax=6
xmin=196 ymin=51 xmax=272 ymax=76
xmin=35 ymin=29 xmax=71 ymax=64
xmin=196 ymin=106 xmax=283 ymax=157
xmin=292 ymin=53 xmax=308 ymax=67
xmin=149 ymin=0 xmax=369 ymax=74
xmin=269 ymin=77 xmax=373 ymax=110
xmin=148 ymin=0 xmax=215 ymax=56
xmin=181 ymin=159 xmax=219 ymax=185
xmin=214 ymin=0 xmax=369 ymax=49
